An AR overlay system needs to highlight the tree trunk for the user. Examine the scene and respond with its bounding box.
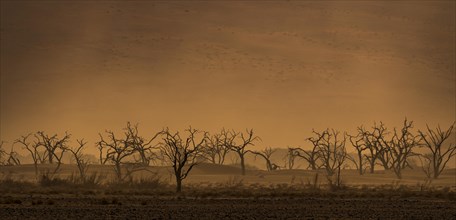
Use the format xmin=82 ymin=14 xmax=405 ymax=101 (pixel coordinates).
xmin=358 ymin=151 xmax=363 ymax=175
xmin=176 ymin=177 xmax=182 ymax=192
xmin=48 ymin=151 xmax=54 ymax=164
xmin=336 ymin=166 xmax=342 ymax=187
xmin=240 ymin=155 xmax=246 ymax=175
xmin=115 ymin=162 xmax=122 ymax=182
xmin=370 ymin=159 xmax=375 ymax=173
xmin=394 ymin=166 xmax=402 ymax=179
xmin=266 ymin=160 xmax=272 ymax=171
xmin=310 ymin=160 xmax=317 ymax=170
xmin=433 ymin=162 xmax=440 ymax=179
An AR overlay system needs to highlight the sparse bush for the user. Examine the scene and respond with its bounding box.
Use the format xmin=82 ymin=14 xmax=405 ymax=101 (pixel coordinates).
xmin=225 ymin=176 xmax=244 ymax=189
xmin=39 ymin=173 xmax=71 ymax=187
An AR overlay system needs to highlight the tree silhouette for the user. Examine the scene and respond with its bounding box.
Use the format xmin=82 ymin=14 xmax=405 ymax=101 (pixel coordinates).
xmin=385 ymin=119 xmax=421 ymax=179
xmin=418 ymin=123 xmax=455 ymax=179
xmin=311 ymin=129 xmax=347 ymax=187
xmin=225 ymin=129 xmax=260 ymax=175
xmin=252 ymin=147 xmax=279 ymax=171
xmin=160 ymin=127 xmax=207 ymax=192
xmin=67 ymin=139 xmax=90 ymax=182
xmin=201 ymin=129 xmax=230 ymax=165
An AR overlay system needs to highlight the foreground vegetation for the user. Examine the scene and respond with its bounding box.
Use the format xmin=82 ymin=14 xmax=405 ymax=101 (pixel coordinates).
xmin=0 ymin=167 xmax=454 ymax=201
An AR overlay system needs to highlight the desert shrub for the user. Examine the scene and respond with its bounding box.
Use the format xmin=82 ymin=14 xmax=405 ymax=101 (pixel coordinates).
xmin=107 ymin=174 xmax=167 ymax=191
xmin=440 ymin=186 xmax=450 ymax=193
xmin=39 ymin=173 xmax=71 ymax=187
xmin=0 ymin=172 xmax=33 ymax=191
xmin=81 ymin=172 xmax=106 ymax=187
xmin=224 ymin=176 xmax=244 ymax=189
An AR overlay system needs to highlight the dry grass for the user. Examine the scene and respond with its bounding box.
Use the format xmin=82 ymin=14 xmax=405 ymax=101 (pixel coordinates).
xmin=0 ymin=164 xmax=455 ymax=200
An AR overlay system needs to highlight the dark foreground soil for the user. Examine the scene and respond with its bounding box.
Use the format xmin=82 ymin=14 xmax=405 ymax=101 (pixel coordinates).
xmin=0 ymin=195 xmax=455 ymax=219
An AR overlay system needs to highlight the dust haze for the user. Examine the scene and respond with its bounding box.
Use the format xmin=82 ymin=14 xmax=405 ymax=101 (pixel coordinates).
xmin=1 ymin=1 xmax=454 ymax=148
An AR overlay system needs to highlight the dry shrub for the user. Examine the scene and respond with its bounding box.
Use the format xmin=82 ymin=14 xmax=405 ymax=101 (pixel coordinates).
xmin=0 ymin=171 xmax=33 ymax=191
xmin=108 ymin=173 xmax=168 ymax=191
xmin=224 ymin=176 xmax=244 ymax=189
xmin=39 ymin=173 xmax=71 ymax=188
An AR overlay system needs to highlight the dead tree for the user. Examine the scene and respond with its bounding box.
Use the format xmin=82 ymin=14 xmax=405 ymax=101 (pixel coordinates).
xmin=284 ymin=147 xmax=299 ymax=170
xmin=33 ymin=131 xmax=70 ymax=175
xmin=201 ymin=129 xmax=230 ymax=164
xmin=97 ymin=142 xmax=109 ymax=165
xmin=160 ymin=127 xmax=207 ymax=192
xmin=292 ymin=145 xmax=320 ymax=170
xmin=68 ymin=139 xmax=90 ymax=182
xmin=97 ymin=129 xmax=138 ymax=182
xmin=374 ymin=125 xmax=393 ymax=171
xmin=311 ymin=129 xmax=348 ymax=187
xmin=418 ymin=154 xmax=433 ymax=179
xmin=15 ymin=134 xmax=47 ymax=176
xmin=348 ymin=128 xmax=369 ymax=175
xmin=4 ymin=143 xmax=21 ymax=166
xmin=225 ymin=129 xmax=260 ymax=175
xmin=252 ymin=147 xmax=278 ymax=171
xmin=35 ymin=131 xmax=70 ymax=165
xmin=418 ymin=123 xmax=455 ymax=179
xmin=124 ymin=122 xmax=163 ymax=166
xmin=386 ymin=119 xmax=421 ymax=179
xmin=365 ymin=122 xmax=391 ymax=172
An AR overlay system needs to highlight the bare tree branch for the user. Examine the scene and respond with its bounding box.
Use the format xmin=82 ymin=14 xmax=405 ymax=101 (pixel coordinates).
xmin=160 ymin=127 xmax=207 ymax=192
xmin=418 ymin=122 xmax=455 ymax=179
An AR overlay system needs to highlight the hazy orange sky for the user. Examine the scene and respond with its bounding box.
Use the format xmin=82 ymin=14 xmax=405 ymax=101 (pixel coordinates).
xmin=1 ymin=1 xmax=455 ymax=151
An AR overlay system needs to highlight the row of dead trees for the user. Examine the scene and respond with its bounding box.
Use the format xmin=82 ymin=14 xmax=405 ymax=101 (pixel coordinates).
xmin=284 ymin=119 xmax=455 ymax=181
xmin=0 ymin=123 xmax=261 ymax=192
xmin=0 ymin=119 xmax=455 ymax=192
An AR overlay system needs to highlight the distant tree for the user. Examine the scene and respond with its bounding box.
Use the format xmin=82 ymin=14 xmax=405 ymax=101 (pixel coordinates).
xmin=292 ymin=141 xmax=321 ymax=170
xmin=3 ymin=142 xmax=21 ymax=166
xmin=98 ymin=129 xmax=139 ymax=182
xmin=97 ymin=140 xmax=109 ymax=165
xmin=124 ymin=122 xmax=163 ymax=166
xmin=16 ymin=131 xmax=70 ymax=175
xmin=385 ymin=119 xmax=421 ymax=179
xmin=284 ymin=147 xmax=299 ymax=170
xmin=356 ymin=122 xmax=391 ymax=173
xmin=418 ymin=153 xmax=433 ymax=179
xmin=67 ymin=139 xmax=90 ymax=182
xmin=160 ymin=127 xmax=207 ymax=192
xmin=35 ymin=131 xmax=70 ymax=165
xmin=225 ymin=129 xmax=260 ymax=175
xmin=201 ymin=129 xmax=230 ymax=165
xmin=348 ymin=127 xmax=369 ymax=175
xmin=311 ymin=129 xmax=348 ymax=187
xmin=15 ymin=133 xmax=47 ymax=176
xmin=418 ymin=123 xmax=455 ymax=179
xmin=251 ymin=147 xmax=279 ymax=171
